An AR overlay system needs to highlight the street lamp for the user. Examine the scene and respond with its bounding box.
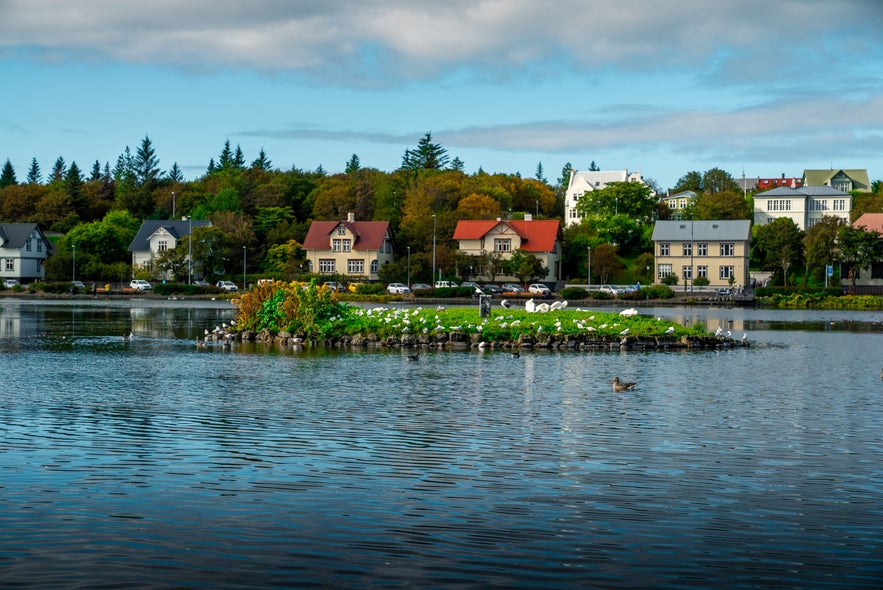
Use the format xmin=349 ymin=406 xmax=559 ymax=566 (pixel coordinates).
xmin=187 ymin=216 xmax=192 ymax=285
xmin=72 ymin=244 xmax=76 ymax=282
xmin=171 ymin=191 xmax=176 ymax=218
xmin=407 ymin=246 xmax=411 ymax=289
xmin=587 ymin=246 xmax=591 ymax=287
xmin=432 ymin=214 xmax=437 ymax=286
xmin=243 ymin=246 xmax=247 ymax=290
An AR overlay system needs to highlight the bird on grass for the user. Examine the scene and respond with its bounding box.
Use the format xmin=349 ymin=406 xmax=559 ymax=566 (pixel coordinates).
xmin=611 ymin=377 xmax=637 ymax=392
xmin=406 ymin=352 xmax=419 ymax=361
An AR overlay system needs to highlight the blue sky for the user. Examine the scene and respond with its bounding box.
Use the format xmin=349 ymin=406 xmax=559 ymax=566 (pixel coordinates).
xmin=2 ymin=0 xmax=882 ymax=190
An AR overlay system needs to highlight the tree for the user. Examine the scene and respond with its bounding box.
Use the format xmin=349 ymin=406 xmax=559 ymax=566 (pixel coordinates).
xmin=65 ymin=161 xmax=88 ymax=219
xmin=456 ymin=193 xmax=501 ymax=219
xmin=90 ymin=160 xmax=102 ymax=181
xmin=345 ymin=154 xmax=361 ymax=174
xmin=26 ymin=158 xmax=41 ymax=184
xmin=575 ymin=181 xmax=656 ymax=224
xmin=251 ymin=148 xmax=272 ymax=171
xmin=803 ymin=216 xmax=844 ymax=284
xmin=233 ymin=145 xmax=246 ymax=169
xmin=263 ymin=239 xmax=304 ymax=278
xmin=753 ymin=218 xmax=804 ymax=285
xmin=217 ymin=140 xmax=235 ymax=170
xmin=401 ymin=132 xmax=449 ymax=170
xmin=837 ymin=225 xmax=883 ymax=291
xmin=505 ymin=249 xmax=547 ymax=285
xmin=0 ymin=159 xmax=17 ymax=188
xmin=449 ymin=157 xmax=465 ymax=173
xmin=590 ymin=243 xmax=623 ymax=285
xmin=701 ymin=168 xmax=740 ymax=194
xmin=50 ymin=157 xmax=66 ymax=182
xmin=693 ymin=190 xmax=751 ymax=220
xmin=168 ymin=163 xmax=184 ymax=183
xmin=588 ymin=161 xmax=600 ymax=171
xmin=535 ymin=162 xmax=547 ymax=184
xmin=134 ymin=135 xmax=161 ymax=188
xmin=674 ymin=171 xmax=702 ymax=193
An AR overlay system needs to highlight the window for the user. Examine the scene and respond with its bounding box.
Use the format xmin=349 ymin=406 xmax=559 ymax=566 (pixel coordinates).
xmin=319 ymin=259 xmax=335 ymax=273
xmin=348 ymin=259 xmax=364 ymax=274
xmin=833 ymin=180 xmax=851 ymax=192
xmin=682 ymin=243 xmax=692 ymax=256
xmin=26 ymin=239 xmax=32 ymax=252
xmin=5 ymin=259 xmax=13 ymax=271
xmin=370 ymin=260 xmax=378 ymax=274
xmin=660 ymin=243 xmax=670 ymax=256
xmin=833 ymin=199 xmax=846 ymax=211
xmin=342 ymin=239 xmax=351 ymax=252
xmin=157 ymin=240 xmax=168 ymax=252
xmin=697 ymin=243 xmax=707 ymax=257
xmin=697 ymin=265 xmax=708 ymax=278
xmin=768 ymin=199 xmax=792 ymax=211
xmin=37 ymin=240 xmax=42 ymax=252
xmin=494 ymin=238 xmax=511 ymax=252
xmin=810 ymin=199 xmax=828 ymax=211
xmin=658 ymin=263 xmax=672 ymax=279
xmin=720 ymin=266 xmax=734 ymax=280
xmin=682 ymin=265 xmax=693 ymax=280
xmin=720 ymin=243 xmax=734 ymax=257
xmin=332 ymin=239 xmax=342 ymax=252
xmin=337 ymin=225 xmax=346 ymax=235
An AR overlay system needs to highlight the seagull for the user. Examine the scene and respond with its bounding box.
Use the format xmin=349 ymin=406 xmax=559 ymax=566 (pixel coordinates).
xmin=619 ymin=308 xmax=639 ymax=317
xmin=619 ymin=327 xmax=629 ymax=336
xmin=714 ymin=327 xmax=724 ymax=337
xmin=611 ymin=377 xmax=637 ymax=392
xmin=665 ymin=326 xmax=675 ymax=335
xmin=406 ymin=352 xmax=419 ymax=361
xmin=742 ymin=333 xmax=748 ymax=342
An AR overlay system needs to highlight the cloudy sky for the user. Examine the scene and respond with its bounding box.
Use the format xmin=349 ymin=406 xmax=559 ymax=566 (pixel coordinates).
xmin=2 ymin=0 xmax=882 ymax=190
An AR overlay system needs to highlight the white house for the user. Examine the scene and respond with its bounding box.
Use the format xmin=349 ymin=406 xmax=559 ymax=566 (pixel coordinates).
xmin=660 ymin=190 xmax=697 ymax=220
xmin=128 ymin=219 xmax=212 ymax=280
xmin=753 ymin=186 xmax=852 ymax=231
xmin=564 ymin=169 xmax=653 ymax=226
xmin=0 ymin=223 xmax=53 ymax=282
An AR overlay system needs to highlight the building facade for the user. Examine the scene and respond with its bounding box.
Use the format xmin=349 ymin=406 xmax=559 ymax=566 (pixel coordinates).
xmin=564 ymin=169 xmax=652 ymax=227
xmin=128 ymin=219 xmax=213 ymax=280
xmin=0 ymin=223 xmax=53 ymax=282
xmin=453 ymin=217 xmax=561 ymax=282
xmin=803 ymin=169 xmax=870 ymax=193
xmin=302 ymin=213 xmax=394 ymax=280
xmin=651 ymin=220 xmax=751 ymax=288
xmin=753 ymin=186 xmax=852 ymax=231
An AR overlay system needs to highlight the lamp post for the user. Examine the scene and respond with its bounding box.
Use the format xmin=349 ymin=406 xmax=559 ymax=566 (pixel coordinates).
xmin=187 ymin=216 xmax=192 ymax=285
xmin=407 ymin=246 xmax=411 ymax=289
xmin=587 ymin=246 xmax=591 ymax=287
xmin=171 ymin=191 xmax=176 ymax=218
xmin=243 ymin=246 xmax=247 ymax=290
xmin=432 ymin=214 xmax=437 ymax=286
xmin=72 ymin=244 xmax=76 ymax=282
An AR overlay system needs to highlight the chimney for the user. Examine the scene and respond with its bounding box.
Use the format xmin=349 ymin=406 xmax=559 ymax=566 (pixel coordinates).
xmin=347 ymin=212 xmax=355 ymax=223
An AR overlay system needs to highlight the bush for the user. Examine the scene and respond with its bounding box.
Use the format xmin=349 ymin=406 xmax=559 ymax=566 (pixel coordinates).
xmin=353 ymin=283 xmax=385 ymax=295
xmin=560 ymin=286 xmax=590 ymax=300
xmin=693 ymin=276 xmax=710 ymax=287
xmin=661 ymin=274 xmax=679 ymax=286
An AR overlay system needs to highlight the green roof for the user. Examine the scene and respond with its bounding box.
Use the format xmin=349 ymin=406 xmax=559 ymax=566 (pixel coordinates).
xmin=802 ymin=169 xmax=870 ymax=191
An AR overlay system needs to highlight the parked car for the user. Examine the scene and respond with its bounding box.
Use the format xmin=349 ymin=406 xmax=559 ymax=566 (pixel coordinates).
xmin=216 ymin=280 xmax=239 ymax=292
xmin=387 ymin=282 xmax=411 ymax=294
xmin=130 ymin=279 xmax=152 ymax=291
xmin=528 ymin=283 xmax=551 ymax=296
xmin=3 ymin=279 xmax=20 ymax=289
xmin=480 ymin=284 xmax=503 ymax=296
xmin=501 ymin=283 xmax=524 ymax=293
xmin=324 ymin=281 xmax=346 ymax=292
xmin=71 ymin=280 xmax=86 ymax=291
xmin=460 ymin=281 xmax=480 ymax=289
xmin=434 ymin=280 xmax=458 ymax=288
xmin=599 ymin=285 xmax=624 ymax=296
xmin=193 ymin=279 xmax=210 ymax=287
xmin=411 ymin=283 xmax=432 ymax=291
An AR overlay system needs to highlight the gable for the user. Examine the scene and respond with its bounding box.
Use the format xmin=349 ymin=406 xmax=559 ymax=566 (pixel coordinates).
xmin=453 ymin=219 xmax=560 ymax=253
xmin=303 ymin=220 xmax=390 ymax=250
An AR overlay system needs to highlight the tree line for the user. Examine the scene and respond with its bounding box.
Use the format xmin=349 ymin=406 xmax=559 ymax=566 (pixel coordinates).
xmin=1 ymin=133 xmax=881 ymax=287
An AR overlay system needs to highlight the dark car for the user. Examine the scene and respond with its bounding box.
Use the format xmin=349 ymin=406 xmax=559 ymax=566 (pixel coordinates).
xmin=480 ymin=284 xmax=503 ymax=296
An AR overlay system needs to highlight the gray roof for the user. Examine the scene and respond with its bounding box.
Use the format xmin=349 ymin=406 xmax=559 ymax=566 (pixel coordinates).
xmin=652 ymin=220 xmax=751 ymax=242
xmin=0 ymin=222 xmax=53 ymax=252
xmin=755 ymin=186 xmax=851 ymax=198
xmin=128 ymin=219 xmax=212 ymax=252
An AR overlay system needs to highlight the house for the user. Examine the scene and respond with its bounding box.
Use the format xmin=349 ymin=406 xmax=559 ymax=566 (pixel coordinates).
xmin=128 ymin=219 xmax=212 ymax=279
xmin=651 ymin=220 xmax=751 ymax=288
xmin=564 ymin=169 xmax=653 ymax=227
xmin=753 ymin=186 xmax=852 ymax=231
xmin=803 ymin=169 xmax=871 ymax=193
xmin=850 ymin=213 xmax=883 ymax=288
xmin=452 ymin=216 xmax=561 ymax=281
xmin=0 ymin=223 xmax=54 ymax=283
xmin=756 ymin=174 xmax=804 ymax=191
xmin=660 ymin=190 xmax=697 ymax=220
xmin=302 ymin=213 xmax=393 ymax=280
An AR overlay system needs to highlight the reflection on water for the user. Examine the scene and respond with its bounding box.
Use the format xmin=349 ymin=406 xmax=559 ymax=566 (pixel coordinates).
xmin=1 ymin=300 xmax=882 ymax=588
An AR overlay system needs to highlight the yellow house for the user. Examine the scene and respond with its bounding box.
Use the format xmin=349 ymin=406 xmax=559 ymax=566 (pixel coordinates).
xmin=651 ymin=220 xmax=751 ymax=288
xmin=302 ymin=213 xmax=394 ymax=280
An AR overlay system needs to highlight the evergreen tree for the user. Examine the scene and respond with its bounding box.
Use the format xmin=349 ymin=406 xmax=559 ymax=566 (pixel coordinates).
xmin=233 ymin=145 xmax=246 ymax=169
xmin=449 ymin=157 xmax=465 ymax=173
xmin=401 ymin=132 xmax=449 ymax=170
xmin=134 ymin=135 xmax=161 ymax=188
xmin=169 ymin=163 xmax=184 ymax=183
xmin=0 ymin=159 xmax=17 ymax=188
xmin=26 ymin=158 xmax=41 ymax=184
xmin=207 ymin=158 xmax=216 ymax=174
xmin=65 ymin=161 xmax=88 ymax=218
xmin=90 ymin=160 xmax=102 ymax=181
xmin=251 ymin=148 xmax=272 ymax=171
xmin=589 ymin=161 xmax=600 ymax=171
xmin=535 ymin=162 xmax=547 ymax=184
xmin=558 ymin=162 xmax=573 ymax=188
xmin=345 ymin=154 xmax=361 ymax=174
xmin=217 ymin=140 xmax=234 ymax=170
xmin=50 ymin=156 xmax=66 ymax=182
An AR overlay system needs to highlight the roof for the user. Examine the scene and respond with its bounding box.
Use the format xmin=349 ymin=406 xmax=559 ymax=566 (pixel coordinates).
xmin=302 ymin=220 xmax=390 ymax=250
xmin=0 ymin=223 xmax=53 ymax=252
xmin=803 ymin=169 xmax=870 ymax=191
xmin=453 ymin=219 xmax=560 ymax=253
xmin=651 ymin=220 xmax=751 ymax=242
xmin=754 ymin=186 xmax=852 ymax=198
xmin=128 ymin=219 xmax=213 ymax=252
xmin=853 ymin=213 xmax=883 ymax=234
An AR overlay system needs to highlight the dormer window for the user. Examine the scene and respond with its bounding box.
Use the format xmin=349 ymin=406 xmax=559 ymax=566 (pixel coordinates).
xmin=337 ymin=226 xmax=346 ymax=235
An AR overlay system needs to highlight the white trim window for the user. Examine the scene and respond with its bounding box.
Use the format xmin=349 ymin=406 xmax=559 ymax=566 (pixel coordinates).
xmin=319 ymin=259 xmax=335 ymax=273
xmin=697 ymin=243 xmax=707 ymax=257
xmin=658 ymin=263 xmax=672 ymax=279
xmin=697 ymin=265 xmax=708 ymax=278
xmin=659 ymin=243 xmax=670 ymax=256
xmin=720 ymin=266 xmax=734 ymax=280
xmin=5 ymin=259 xmax=13 ymax=271
xmin=682 ymin=243 xmax=692 ymax=256
xmin=494 ymin=238 xmax=511 ymax=252
xmin=370 ymin=260 xmax=378 ymax=274
xmin=720 ymin=243 xmax=734 ymax=257
xmin=332 ymin=239 xmax=342 ymax=252
xmin=342 ymin=239 xmax=351 ymax=252
xmin=682 ymin=265 xmax=693 ymax=280
xmin=348 ymin=259 xmax=364 ymax=274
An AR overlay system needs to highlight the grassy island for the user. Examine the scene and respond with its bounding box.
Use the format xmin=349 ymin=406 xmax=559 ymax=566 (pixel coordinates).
xmin=227 ymin=281 xmax=741 ymax=352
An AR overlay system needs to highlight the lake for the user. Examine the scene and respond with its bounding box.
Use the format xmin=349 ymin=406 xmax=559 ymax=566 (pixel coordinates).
xmin=1 ymin=298 xmax=881 ymax=588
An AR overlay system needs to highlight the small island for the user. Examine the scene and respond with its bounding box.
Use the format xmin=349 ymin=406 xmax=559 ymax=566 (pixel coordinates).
xmin=212 ymin=281 xmax=747 ymax=352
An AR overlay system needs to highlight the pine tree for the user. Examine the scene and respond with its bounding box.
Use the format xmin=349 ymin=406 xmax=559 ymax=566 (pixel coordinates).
xmin=90 ymin=160 xmax=102 ymax=181
xmin=251 ymin=148 xmax=272 ymax=171
xmin=345 ymin=154 xmax=361 ymax=174
xmin=50 ymin=156 xmax=67 ymax=182
xmin=401 ymin=132 xmax=449 ymax=170
xmin=535 ymin=162 xmax=547 ymax=184
xmin=134 ymin=135 xmax=161 ymax=188
xmin=589 ymin=161 xmax=600 ymax=171
xmin=207 ymin=158 xmax=216 ymax=174
xmin=65 ymin=161 xmax=88 ymax=218
xmin=169 ymin=163 xmax=184 ymax=183
xmin=449 ymin=157 xmax=465 ymax=172
xmin=233 ymin=145 xmax=246 ymax=169
xmin=217 ymin=140 xmax=234 ymax=170
xmin=0 ymin=159 xmax=17 ymax=188
xmin=27 ymin=158 xmax=41 ymax=184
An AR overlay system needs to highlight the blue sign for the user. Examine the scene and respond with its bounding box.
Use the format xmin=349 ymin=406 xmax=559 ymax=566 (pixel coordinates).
xmin=826 ymin=265 xmax=833 ymax=277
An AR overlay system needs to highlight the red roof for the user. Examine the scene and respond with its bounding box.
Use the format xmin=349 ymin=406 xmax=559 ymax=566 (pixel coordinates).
xmin=853 ymin=213 xmax=883 ymax=234
xmin=303 ymin=220 xmax=390 ymax=250
xmin=453 ymin=219 xmax=560 ymax=253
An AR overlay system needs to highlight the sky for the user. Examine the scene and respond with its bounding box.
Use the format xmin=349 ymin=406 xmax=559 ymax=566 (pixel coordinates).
xmin=2 ymin=0 xmax=883 ymax=191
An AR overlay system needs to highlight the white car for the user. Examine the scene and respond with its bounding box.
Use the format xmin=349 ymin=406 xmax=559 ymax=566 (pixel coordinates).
xmin=130 ymin=279 xmax=152 ymax=291
xmin=599 ymin=285 xmax=624 ymax=296
xmin=501 ymin=283 xmax=524 ymax=293
xmin=216 ymin=280 xmax=239 ymax=292
xmin=434 ymin=281 xmax=458 ymax=288
xmin=3 ymin=279 xmax=20 ymax=289
xmin=528 ymin=283 xmax=551 ymax=295
xmin=387 ymin=282 xmax=411 ymax=294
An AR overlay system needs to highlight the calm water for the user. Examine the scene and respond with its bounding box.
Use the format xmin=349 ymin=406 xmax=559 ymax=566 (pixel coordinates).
xmin=1 ymin=299 xmax=882 ymax=589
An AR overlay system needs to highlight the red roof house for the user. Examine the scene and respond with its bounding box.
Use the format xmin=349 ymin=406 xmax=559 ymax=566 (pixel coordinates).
xmin=303 ymin=213 xmax=393 ymax=280
xmin=453 ymin=218 xmax=561 ymax=282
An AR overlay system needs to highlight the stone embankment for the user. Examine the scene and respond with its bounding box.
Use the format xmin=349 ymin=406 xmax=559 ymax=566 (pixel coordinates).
xmin=219 ymin=329 xmax=749 ymax=352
